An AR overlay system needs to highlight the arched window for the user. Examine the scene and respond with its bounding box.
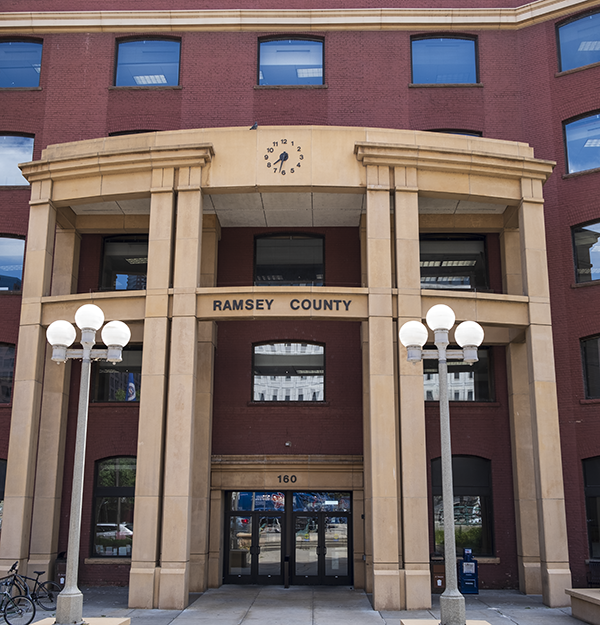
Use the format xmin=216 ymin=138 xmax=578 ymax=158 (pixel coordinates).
xmin=558 ymin=11 xmax=600 ymax=72
xmin=92 ymin=457 xmax=136 ymax=557
xmin=411 ymin=36 xmax=478 ymax=84
xmin=0 ymin=135 xmax=34 ymax=186
xmin=115 ymin=38 xmax=180 ymax=87
xmin=253 ymin=342 xmax=324 ymax=402
xmin=0 ymin=40 xmax=42 ymax=88
xmin=431 ymin=455 xmax=494 ymax=556
xmin=573 ymin=220 xmax=600 ymax=283
xmin=564 ymin=112 xmax=600 ymax=174
xmin=258 ymin=38 xmax=324 ymax=86
xmin=0 ymin=236 xmax=24 ymax=292
xmin=0 ymin=344 xmax=15 ymax=404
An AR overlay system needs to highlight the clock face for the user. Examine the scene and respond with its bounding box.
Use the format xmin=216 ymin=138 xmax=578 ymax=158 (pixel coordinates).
xmin=263 ymin=139 xmax=304 ymax=175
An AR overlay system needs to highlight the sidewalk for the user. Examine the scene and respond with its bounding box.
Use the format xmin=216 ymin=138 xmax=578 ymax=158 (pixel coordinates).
xmin=32 ymin=585 xmax=583 ymax=625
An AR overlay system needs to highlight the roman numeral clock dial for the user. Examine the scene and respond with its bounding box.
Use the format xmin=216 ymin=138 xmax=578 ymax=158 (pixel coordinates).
xmin=264 ymin=139 xmax=304 ymax=175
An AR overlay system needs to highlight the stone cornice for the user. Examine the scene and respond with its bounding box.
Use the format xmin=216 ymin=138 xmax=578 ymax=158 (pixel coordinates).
xmin=1 ymin=0 xmax=599 ymax=34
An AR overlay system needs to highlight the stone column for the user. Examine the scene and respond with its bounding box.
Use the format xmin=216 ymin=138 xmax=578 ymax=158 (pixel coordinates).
xmin=518 ymin=179 xmax=571 ymax=607
xmin=364 ymin=165 xmax=402 ymax=610
xmin=0 ymin=195 xmax=57 ymax=571
xmin=394 ymin=168 xmax=431 ymax=609
xmin=158 ymin=166 xmax=204 ymax=609
xmin=129 ymin=168 xmax=176 ymax=608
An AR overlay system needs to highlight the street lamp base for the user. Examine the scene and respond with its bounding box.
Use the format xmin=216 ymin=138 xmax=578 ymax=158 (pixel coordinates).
xmin=56 ymin=587 xmax=84 ymax=625
xmin=440 ymin=589 xmax=466 ymax=625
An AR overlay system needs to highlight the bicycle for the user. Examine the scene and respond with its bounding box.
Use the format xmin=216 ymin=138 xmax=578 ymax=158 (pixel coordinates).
xmin=0 ymin=569 xmax=35 ymax=625
xmin=8 ymin=563 xmax=61 ymax=612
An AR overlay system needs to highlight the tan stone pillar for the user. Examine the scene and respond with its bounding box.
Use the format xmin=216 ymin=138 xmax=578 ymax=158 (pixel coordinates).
xmin=395 ymin=169 xmax=431 ymax=609
xmin=51 ymin=228 xmax=81 ymax=296
xmin=500 ymin=206 xmax=523 ymax=297
xmin=158 ymin=166 xmax=203 ymax=609
xmin=518 ymin=180 xmax=571 ymax=607
xmin=0 ymin=196 xmax=57 ymax=571
xmin=364 ymin=165 xmax=402 ymax=610
xmin=129 ymin=168 xmax=176 ymax=608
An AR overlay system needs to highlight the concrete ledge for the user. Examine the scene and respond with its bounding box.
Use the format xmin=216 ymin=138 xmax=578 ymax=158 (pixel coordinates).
xmin=566 ymin=588 xmax=600 ymax=625
xmin=36 ymin=619 xmax=131 ymax=625
xmin=401 ymin=621 xmax=491 ymax=625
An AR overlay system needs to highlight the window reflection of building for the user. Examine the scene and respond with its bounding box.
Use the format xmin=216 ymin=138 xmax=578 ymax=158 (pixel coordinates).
xmin=423 ymin=350 xmax=488 ymax=401
xmin=0 ymin=344 xmax=15 ymax=404
xmin=573 ymin=221 xmax=600 ymax=283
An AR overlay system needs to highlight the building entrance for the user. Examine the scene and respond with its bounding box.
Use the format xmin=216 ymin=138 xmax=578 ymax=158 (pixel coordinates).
xmin=223 ymin=491 xmax=352 ymax=586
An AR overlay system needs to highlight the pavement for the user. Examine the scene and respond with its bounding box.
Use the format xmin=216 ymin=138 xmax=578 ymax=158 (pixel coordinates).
xmin=30 ymin=585 xmax=584 ymax=625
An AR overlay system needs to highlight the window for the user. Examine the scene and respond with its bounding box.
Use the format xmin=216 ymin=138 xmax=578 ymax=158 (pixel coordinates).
xmin=92 ymin=345 xmax=141 ymax=402
xmin=411 ymin=37 xmax=477 ymax=84
xmin=253 ymin=342 xmax=324 ymax=402
xmin=432 ymin=456 xmax=494 ymax=556
xmin=420 ymin=235 xmax=488 ymax=291
xmin=101 ymin=235 xmax=148 ymax=291
xmin=115 ymin=39 xmax=180 ymax=87
xmin=0 ymin=344 xmax=15 ymax=404
xmin=254 ymin=235 xmax=323 ymax=286
xmin=0 ymin=237 xmax=24 ymax=292
xmin=0 ymin=41 xmax=42 ymax=88
xmin=573 ymin=220 xmax=600 ymax=283
xmin=582 ymin=335 xmax=600 ymax=398
xmin=423 ymin=347 xmax=493 ymax=401
xmin=92 ymin=457 xmax=135 ymax=557
xmin=558 ymin=12 xmax=600 ymax=72
xmin=0 ymin=459 xmax=5 ymax=537
xmin=565 ymin=113 xmax=600 ymax=174
xmin=259 ymin=38 xmax=323 ymax=86
xmin=583 ymin=457 xmax=600 ymax=558
xmin=0 ymin=135 xmax=33 ymax=186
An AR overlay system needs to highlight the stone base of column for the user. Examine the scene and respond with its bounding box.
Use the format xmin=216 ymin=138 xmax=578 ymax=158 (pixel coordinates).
xmin=518 ymin=558 xmax=542 ymax=595
xmin=158 ymin=565 xmax=189 ymax=610
xmin=404 ymin=568 xmax=432 ymax=610
xmin=440 ymin=589 xmax=466 ymax=625
xmin=129 ymin=566 xmax=159 ymax=609
xmin=542 ymin=566 xmax=572 ymax=607
xmin=372 ymin=569 xmax=402 ymax=610
xmin=56 ymin=588 xmax=83 ymax=625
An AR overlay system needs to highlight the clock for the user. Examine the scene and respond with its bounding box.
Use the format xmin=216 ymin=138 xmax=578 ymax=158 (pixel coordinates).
xmin=263 ymin=139 xmax=304 ymax=175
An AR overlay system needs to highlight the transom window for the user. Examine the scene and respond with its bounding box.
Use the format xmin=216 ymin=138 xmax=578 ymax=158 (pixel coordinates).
xmin=259 ymin=38 xmax=324 ymax=86
xmin=0 ymin=344 xmax=15 ymax=404
xmin=253 ymin=342 xmax=324 ymax=402
xmin=0 ymin=237 xmax=24 ymax=292
xmin=92 ymin=345 xmax=142 ymax=403
xmin=0 ymin=41 xmax=42 ymax=88
xmin=420 ymin=235 xmax=488 ymax=291
xmin=0 ymin=135 xmax=33 ymax=186
xmin=565 ymin=113 xmax=600 ymax=174
xmin=101 ymin=235 xmax=148 ymax=291
xmin=582 ymin=335 xmax=600 ymax=398
xmin=115 ymin=39 xmax=180 ymax=87
xmin=558 ymin=12 xmax=600 ymax=72
xmin=573 ymin=220 xmax=600 ymax=283
xmin=92 ymin=457 xmax=135 ymax=557
xmin=432 ymin=456 xmax=494 ymax=556
xmin=254 ymin=235 xmax=323 ymax=286
xmin=411 ymin=36 xmax=477 ymax=84
xmin=423 ymin=347 xmax=492 ymax=402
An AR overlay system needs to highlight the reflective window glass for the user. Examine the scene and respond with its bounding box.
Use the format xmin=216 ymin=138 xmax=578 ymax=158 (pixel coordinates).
xmin=92 ymin=346 xmax=142 ymax=402
xmin=423 ymin=347 xmax=492 ymax=401
xmin=0 ymin=237 xmax=24 ymax=292
xmin=582 ymin=335 xmax=600 ymax=398
xmin=255 ymin=235 xmax=323 ymax=286
xmin=0 ymin=41 xmax=42 ymax=88
xmin=0 ymin=135 xmax=33 ymax=186
xmin=420 ymin=236 xmax=488 ymax=291
xmin=101 ymin=235 xmax=148 ymax=291
xmin=412 ymin=37 xmax=477 ymax=84
xmin=115 ymin=39 xmax=180 ymax=86
xmin=253 ymin=342 xmax=324 ymax=402
xmin=229 ymin=492 xmax=286 ymax=512
xmin=583 ymin=457 xmax=600 ymax=558
xmin=573 ymin=221 xmax=600 ymax=282
xmin=292 ymin=492 xmax=351 ymax=512
xmin=0 ymin=459 xmax=5 ymax=538
xmin=431 ymin=456 xmax=493 ymax=556
xmin=0 ymin=344 xmax=15 ymax=404
xmin=259 ymin=39 xmax=323 ymax=86
xmin=558 ymin=12 xmax=600 ymax=72
xmin=92 ymin=457 xmax=135 ymax=557
xmin=565 ymin=113 xmax=600 ymax=174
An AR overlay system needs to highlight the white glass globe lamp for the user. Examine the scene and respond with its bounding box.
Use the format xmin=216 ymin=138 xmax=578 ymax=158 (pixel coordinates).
xmin=425 ymin=304 xmax=455 ymax=332
xmin=46 ymin=320 xmax=77 ymax=362
xmin=455 ymin=320 xmax=484 ymax=363
xmin=399 ymin=320 xmax=428 ymax=362
xmin=101 ymin=320 xmax=131 ymax=363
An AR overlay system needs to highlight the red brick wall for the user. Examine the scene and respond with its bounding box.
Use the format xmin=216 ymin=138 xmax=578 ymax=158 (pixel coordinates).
xmin=77 ymin=234 xmax=103 ymax=294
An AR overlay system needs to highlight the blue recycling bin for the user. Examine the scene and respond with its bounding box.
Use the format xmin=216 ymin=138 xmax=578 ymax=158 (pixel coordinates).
xmin=458 ymin=548 xmax=479 ymax=594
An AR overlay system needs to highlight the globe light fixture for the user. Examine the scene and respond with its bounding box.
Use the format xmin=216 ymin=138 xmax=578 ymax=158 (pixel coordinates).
xmin=46 ymin=304 xmax=130 ymax=625
xmin=399 ymin=304 xmax=484 ymax=625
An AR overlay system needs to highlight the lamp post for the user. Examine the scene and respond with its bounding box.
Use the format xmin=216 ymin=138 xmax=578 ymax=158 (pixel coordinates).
xmin=46 ymin=304 xmax=131 ymax=625
xmin=399 ymin=304 xmax=484 ymax=625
